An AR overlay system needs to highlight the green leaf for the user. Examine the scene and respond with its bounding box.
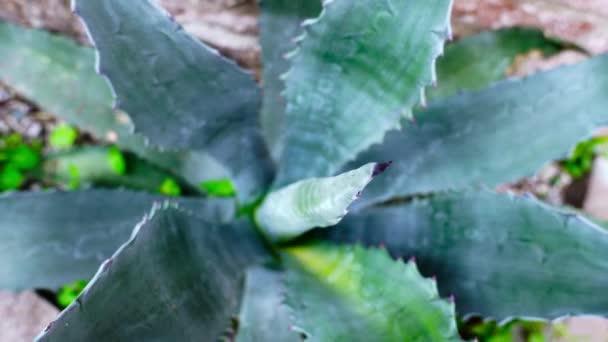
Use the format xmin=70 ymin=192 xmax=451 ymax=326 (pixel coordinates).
xmin=0 ymin=189 xmax=234 ymax=290
xmin=256 ymin=162 xmax=387 ymax=242
xmin=275 ymin=0 xmax=453 ymax=186
xmin=7 ymin=144 xmax=41 ymax=171
xmin=2 ymin=133 xmax=23 ymax=147
xmin=67 ymin=164 xmax=80 ymax=190
xmin=49 ymin=124 xmax=78 ymax=150
xmin=38 ymin=205 xmax=270 ymax=341
xmin=42 ymin=146 xmax=197 ymax=194
xmin=74 ymin=0 xmax=275 ymax=202
xmin=57 ymin=280 xmax=88 ymax=308
xmin=348 ymin=54 xmax=608 ymax=209
xmin=258 ymin=0 xmax=322 ymax=160
xmin=236 ymin=266 xmax=301 ymax=342
xmin=159 ymin=178 xmax=182 ymax=197
xmin=560 ymin=135 xmax=608 ymax=178
xmin=199 ymin=178 xmax=236 ymax=198
xmin=0 ymin=21 xmax=125 ymax=143
xmin=428 ymin=28 xmax=563 ymax=102
xmin=0 ymin=21 xmax=233 ymax=198
xmin=106 ymin=145 xmax=126 ymax=175
xmin=283 ymin=243 xmax=461 ymax=341
xmin=0 ymin=165 xmax=24 ymax=190
xmin=323 ymin=191 xmax=608 ymax=320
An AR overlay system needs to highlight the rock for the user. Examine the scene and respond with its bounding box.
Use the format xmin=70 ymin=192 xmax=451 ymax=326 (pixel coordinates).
xmin=453 ymin=0 xmax=608 ymax=55
xmin=0 ymin=291 xmax=59 ymax=342
xmin=554 ymin=316 xmax=608 ymax=342
xmin=0 ymin=0 xmax=261 ymax=71
xmin=583 ymin=157 xmax=608 ymax=220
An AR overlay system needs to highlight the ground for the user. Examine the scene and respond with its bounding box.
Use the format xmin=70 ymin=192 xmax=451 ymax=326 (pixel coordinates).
xmin=1 ymin=0 xmax=608 ymax=341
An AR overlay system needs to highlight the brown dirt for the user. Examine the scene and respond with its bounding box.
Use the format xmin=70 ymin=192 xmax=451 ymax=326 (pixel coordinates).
xmin=453 ymin=0 xmax=608 ymax=54
xmin=0 ymin=0 xmax=260 ymax=71
xmin=0 ymin=291 xmax=59 ymax=342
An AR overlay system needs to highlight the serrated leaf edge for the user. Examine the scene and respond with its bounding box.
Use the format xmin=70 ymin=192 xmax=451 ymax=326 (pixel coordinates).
xmin=283 ymin=244 xmax=460 ymax=341
xmin=70 ymin=0 xmax=260 ymax=154
xmin=278 ymin=0 xmax=454 ymax=170
xmin=35 ymin=202 xmax=201 ymax=340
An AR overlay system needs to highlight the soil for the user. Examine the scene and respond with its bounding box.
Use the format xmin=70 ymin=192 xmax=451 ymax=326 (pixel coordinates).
xmin=1 ymin=0 xmax=608 ymax=340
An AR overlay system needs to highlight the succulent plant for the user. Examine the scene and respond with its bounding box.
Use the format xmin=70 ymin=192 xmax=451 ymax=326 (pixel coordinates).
xmin=1 ymin=0 xmax=608 ymax=340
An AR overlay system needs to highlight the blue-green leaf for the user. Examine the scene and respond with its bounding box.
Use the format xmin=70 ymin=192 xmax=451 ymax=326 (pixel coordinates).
xmin=283 ymin=243 xmax=461 ymax=341
xmin=236 ymin=266 xmax=300 ymax=342
xmin=323 ymin=191 xmax=608 ymax=321
xmin=74 ymin=0 xmax=274 ymax=201
xmin=0 ymin=21 xmax=231 ymax=193
xmin=275 ymin=0 xmax=453 ymax=186
xmin=428 ymin=27 xmax=563 ymax=102
xmin=42 ymin=146 xmax=196 ymax=194
xmin=38 ymin=205 xmax=270 ymax=341
xmin=257 ymin=163 xmax=386 ymax=242
xmin=0 ymin=189 xmax=233 ymax=290
xmin=348 ymin=54 xmax=608 ymax=209
xmin=258 ymin=0 xmax=322 ymax=160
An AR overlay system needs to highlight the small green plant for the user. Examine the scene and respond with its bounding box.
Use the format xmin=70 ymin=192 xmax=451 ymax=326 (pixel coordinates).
xmin=0 ymin=0 xmax=608 ymax=341
xmin=0 ymin=134 xmax=41 ymax=190
xmin=57 ymin=280 xmax=87 ymax=308
xmin=561 ymin=135 xmax=608 ymax=178
xmin=460 ymin=318 xmax=549 ymax=342
xmin=49 ymin=124 xmax=78 ymax=150
xmin=200 ymin=178 xmax=236 ymax=197
xmin=159 ymin=178 xmax=181 ymax=197
xmin=106 ymin=145 xmax=126 ymax=175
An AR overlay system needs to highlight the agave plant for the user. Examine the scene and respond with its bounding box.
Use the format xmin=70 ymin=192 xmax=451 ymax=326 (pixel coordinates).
xmin=1 ymin=0 xmax=608 ymax=340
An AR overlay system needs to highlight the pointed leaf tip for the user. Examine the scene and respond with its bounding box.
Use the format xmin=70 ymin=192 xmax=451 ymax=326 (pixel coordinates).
xmin=372 ymin=161 xmax=392 ymax=177
xmin=257 ymin=163 xmax=380 ymax=242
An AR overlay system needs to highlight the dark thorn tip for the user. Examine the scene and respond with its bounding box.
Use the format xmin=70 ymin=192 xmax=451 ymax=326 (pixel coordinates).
xmin=372 ymin=161 xmax=393 ymax=177
xmin=44 ymin=321 xmax=55 ymax=332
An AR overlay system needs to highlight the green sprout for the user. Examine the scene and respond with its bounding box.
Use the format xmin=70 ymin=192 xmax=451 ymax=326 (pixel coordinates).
xmin=68 ymin=164 xmax=80 ymax=190
xmin=461 ymin=318 xmax=548 ymax=342
xmin=561 ymin=136 xmax=608 ymax=178
xmin=107 ymin=145 xmax=127 ymax=175
xmin=57 ymin=280 xmax=88 ymax=308
xmin=0 ymin=165 xmax=24 ymax=191
xmin=199 ymin=178 xmax=236 ymax=198
xmin=160 ymin=178 xmax=181 ymax=197
xmin=0 ymin=133 xmax=42 ymax=191
xmin=9 ymin=144 xmax=41 ymax=170
xmin=49 ymin=124 xmax=78 ymax=150
xmin=3 ymin=133 xmax=23 ymax=147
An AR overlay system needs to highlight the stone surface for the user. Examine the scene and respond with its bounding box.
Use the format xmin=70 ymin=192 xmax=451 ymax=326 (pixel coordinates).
xmin=1 ymin=1 xmax=608 ymax=341
xmin=0 ymin=0 xmax=260 ymax=71
xmin=583 ymin=157 xmax=608 ymax=220
xmin=453 ymin=0 xmax=608 ymax=54
xmin=555 ymin=316 xmax=608 ymax=342
xmin=0 ymin=291 xmax=59 ymax=342
xmin=3 ymin=0 xmax=608 ymax=72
